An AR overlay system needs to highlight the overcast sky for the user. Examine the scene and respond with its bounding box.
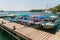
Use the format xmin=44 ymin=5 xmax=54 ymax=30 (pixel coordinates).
xmin=0 ymin=0 xmax=60 ymax=11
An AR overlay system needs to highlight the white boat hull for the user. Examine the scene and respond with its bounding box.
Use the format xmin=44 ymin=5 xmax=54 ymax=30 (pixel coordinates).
xmin=42 ymin=22 xmax=57 ymax=29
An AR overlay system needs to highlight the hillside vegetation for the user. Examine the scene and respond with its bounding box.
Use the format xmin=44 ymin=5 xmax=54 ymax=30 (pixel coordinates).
xmin=49 ymin=4 xmax=60 ymax=13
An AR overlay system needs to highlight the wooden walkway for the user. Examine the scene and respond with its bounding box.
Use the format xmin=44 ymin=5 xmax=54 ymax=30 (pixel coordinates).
xmin=0 ymin=19 xmax=60 ymax=40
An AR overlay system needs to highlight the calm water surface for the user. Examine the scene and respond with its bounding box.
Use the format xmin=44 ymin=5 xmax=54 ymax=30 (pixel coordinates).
xmin=0 ymin=27 xmax=14 ymax=40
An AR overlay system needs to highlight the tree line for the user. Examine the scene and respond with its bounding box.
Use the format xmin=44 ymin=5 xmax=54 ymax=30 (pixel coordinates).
xmin=29 ymin=4 xmax=60 ymax=13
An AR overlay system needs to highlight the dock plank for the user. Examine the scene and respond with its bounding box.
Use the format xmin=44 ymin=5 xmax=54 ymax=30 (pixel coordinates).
xmin=47 ymin=30 xmax=60 ymax=40
xmin=52 ymin=31 xmax=60 ymax=40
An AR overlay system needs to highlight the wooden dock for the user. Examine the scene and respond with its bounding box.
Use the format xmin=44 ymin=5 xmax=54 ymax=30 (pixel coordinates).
xmin=0 ymin=19 xmax=60 ymax=40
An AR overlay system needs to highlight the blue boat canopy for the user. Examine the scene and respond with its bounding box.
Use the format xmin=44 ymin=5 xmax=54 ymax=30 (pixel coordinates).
xmin=38 ymin=16 xmax=48 ymax=19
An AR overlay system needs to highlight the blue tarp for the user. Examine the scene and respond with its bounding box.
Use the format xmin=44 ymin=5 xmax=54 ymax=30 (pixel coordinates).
xmin=38 ymin=16 xmax=48 ymax=19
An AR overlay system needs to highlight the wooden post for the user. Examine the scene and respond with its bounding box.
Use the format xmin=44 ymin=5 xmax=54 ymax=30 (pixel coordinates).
xmin=13 ymin=26 xmax=16 ymax=30
xmin=2 ymin=21 xmax=4 ymax=24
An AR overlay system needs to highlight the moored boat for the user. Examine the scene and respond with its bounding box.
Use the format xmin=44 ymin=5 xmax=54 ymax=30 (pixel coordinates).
xmin=56 ymin=12 xmax=60 ymax=16
xmin=42 ymin=16 xmax=59 ymax=29
xmin=16 ymin=14 xmax=59 ymax=29
xmin=16 ymin=14 xmax=48 ymax=26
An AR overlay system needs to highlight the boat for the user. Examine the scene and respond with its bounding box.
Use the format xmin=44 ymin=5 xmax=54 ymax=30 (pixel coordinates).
xmin=56 ymin=12 xmax=60 ymax=16
xmin=7 ymin=14 xmax=15 ymax=17
xmin=16 ymin=14 xmax=59 ymax=29
xmin=49 ymin=15 xmax=58 ymax=19
xmin=16 ymin=14 xmax=30 ymax=23
xmin=16 ymin=15 xmax=48 ymax=26
xmin=41 ymin=16 xmax=59 ymax=29
xmin=0 ymin=11 xmax=4 ymax=12
xmin=44 ymin=10 xmax=52 ymax=13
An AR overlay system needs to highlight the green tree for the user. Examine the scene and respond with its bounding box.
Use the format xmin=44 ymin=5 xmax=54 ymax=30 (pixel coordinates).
xmin=49 ymin=4 xmax=60 ymax=13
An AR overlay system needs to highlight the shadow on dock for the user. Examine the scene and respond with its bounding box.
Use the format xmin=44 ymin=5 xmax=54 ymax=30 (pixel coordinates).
xmin=28 ymin=24 xmax=60 ymax=34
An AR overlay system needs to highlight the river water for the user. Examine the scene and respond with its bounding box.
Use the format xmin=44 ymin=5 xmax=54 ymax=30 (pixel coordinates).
xmin=0 ymin=11 xmax=60 ymax=40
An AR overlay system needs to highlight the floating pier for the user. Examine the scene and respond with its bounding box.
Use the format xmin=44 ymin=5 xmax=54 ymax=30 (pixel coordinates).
xmin=0 ymin=18 xmax=60 ymax=40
